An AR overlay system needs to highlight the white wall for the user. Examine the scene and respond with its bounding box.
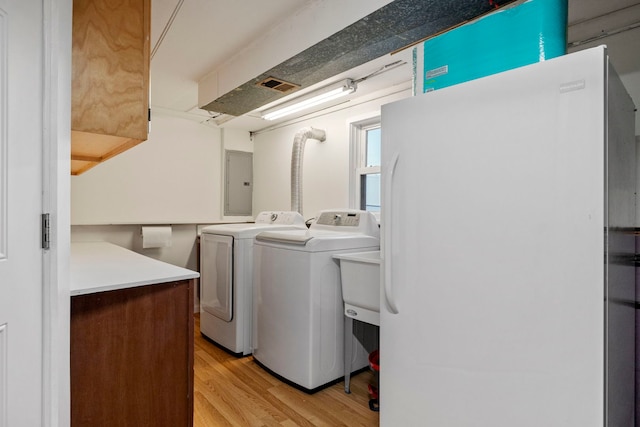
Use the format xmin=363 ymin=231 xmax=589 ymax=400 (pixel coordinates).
xmin=71 ymin=224 xmax=199 ymax=268
xmin=71 ymin=112 xmax=223 ymax=224
xmin=252 ymin=85 xmax=411 ymax=220
xmin=70 ymin=113 xmax=255 ymax=313
xmin=71 ymin=223 xmax=202 ymax=311
xmin=223 ymin=127 xmax=253 ymax=152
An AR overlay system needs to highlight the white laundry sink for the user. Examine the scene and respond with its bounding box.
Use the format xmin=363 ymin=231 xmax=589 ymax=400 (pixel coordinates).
xmin=334 ymin=250 xmax=381 ymax=326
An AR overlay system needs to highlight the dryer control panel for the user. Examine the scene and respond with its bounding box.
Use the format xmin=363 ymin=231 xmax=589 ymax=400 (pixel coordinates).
xmin=254 ymin=211 xmax=306 ymax=226
xmin=316 ymin=211 xmax=360 ymax=227
xmin=311 ymin=209 xmax=380 ymax=238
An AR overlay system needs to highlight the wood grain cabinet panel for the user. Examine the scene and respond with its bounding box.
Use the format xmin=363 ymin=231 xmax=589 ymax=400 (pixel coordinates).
xmin=71 ymin=280 xmax=194 ymax=427
xmin=71 ymin=0 xmax=150 ymax=175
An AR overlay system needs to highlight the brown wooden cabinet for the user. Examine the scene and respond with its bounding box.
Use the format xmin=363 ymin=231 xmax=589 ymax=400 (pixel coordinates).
xmin=71 ymin=280 xmax=194 ymax=427
xmin=71 ymin=0 xmax=150 ymax=175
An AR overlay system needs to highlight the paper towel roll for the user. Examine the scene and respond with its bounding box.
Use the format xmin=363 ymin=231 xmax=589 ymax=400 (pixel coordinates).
xmin=142 ymin=226 xmax=172 ymax=248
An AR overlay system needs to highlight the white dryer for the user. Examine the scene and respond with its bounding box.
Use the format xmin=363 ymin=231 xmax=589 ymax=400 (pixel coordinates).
xmin=253 ymin=209 xmax=380 ymax=392
xmin=199 ymin=211 xmax=306 ymax=355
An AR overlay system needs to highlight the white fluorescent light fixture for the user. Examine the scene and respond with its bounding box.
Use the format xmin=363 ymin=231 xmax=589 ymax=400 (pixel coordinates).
xmin=261 ymin=79 xmax=357 ymax=120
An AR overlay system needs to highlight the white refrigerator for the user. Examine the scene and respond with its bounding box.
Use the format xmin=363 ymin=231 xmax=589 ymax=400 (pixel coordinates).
xmin=380 ymin=45 xmax=636 ymax=426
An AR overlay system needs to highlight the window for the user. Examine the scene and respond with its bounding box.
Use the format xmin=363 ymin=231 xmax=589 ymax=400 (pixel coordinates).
xmin=349 ymin=116 xmax=381 ymax=215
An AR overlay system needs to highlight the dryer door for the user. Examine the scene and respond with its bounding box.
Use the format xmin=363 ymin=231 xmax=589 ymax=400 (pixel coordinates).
xmin=201 ymin=234 xmax=234 ymax=321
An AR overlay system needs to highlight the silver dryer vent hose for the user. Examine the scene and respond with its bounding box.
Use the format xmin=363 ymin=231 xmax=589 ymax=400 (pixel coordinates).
xmin=291 ymin=127 xmax=326 ymax=215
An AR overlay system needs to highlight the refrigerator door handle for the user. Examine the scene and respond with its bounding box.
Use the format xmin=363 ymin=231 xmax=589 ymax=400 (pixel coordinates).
xmin=383 ymin=152 xmax=400 ymax=314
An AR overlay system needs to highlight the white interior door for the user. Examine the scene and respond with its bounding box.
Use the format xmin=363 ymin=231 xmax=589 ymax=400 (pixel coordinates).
xmin=0 ymin=0 xmax=45 ymax=425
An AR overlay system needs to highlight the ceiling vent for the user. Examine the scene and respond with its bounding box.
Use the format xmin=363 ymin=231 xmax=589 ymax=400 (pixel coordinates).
xmin=200 ymin=0 xmax=517 ymax=117
xmin=257 ymin=77 xmax=300 ymax=93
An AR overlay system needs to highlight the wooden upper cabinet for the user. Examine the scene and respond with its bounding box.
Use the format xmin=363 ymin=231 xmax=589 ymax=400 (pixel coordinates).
xmin=71 ymin=0 xmax=150 ymax=175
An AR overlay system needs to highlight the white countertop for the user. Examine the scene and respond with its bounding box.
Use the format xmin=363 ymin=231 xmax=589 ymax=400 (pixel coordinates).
xmin=70 ymin=241 xmax=199 ymax=296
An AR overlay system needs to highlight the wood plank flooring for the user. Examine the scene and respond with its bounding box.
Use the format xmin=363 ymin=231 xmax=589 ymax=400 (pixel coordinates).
xmin=194 ymin=315 xmax=379 ymax=426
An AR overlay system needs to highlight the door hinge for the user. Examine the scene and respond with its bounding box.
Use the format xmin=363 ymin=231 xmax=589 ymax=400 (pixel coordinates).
xmin=41 ymin=213 xmax=50 ymax=250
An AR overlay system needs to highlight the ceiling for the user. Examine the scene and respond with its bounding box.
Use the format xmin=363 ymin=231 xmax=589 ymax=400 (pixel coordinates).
xmin=149 ymin=0 xmax=640 ymax=132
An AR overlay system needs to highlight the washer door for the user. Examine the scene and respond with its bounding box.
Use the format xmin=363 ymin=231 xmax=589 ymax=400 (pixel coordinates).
xmin=201 ymin=234 xmax=233 ymax=321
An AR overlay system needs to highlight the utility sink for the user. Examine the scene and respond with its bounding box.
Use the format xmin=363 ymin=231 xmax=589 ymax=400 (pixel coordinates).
xmin=334 ymin=250 xmax=381 ymax=326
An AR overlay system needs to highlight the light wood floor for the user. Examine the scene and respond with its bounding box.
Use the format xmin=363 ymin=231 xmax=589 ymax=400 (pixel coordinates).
xmin=193 ymin=314 xmax=380 ymax=427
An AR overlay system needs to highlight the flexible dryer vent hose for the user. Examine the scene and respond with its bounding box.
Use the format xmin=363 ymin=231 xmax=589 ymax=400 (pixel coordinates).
xmin=291 ymin=127 xmax=326 ymax=215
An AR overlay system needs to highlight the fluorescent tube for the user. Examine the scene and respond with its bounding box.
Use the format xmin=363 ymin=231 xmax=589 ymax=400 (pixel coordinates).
xmin=262 ymin=79 xmax=357 ymax=121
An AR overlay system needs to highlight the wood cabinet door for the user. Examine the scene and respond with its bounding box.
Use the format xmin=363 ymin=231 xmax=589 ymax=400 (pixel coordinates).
xmin=71 ymin=280 xmax=194 ymax=427
xmin=71 ymin=0 xmax=150 ymax=175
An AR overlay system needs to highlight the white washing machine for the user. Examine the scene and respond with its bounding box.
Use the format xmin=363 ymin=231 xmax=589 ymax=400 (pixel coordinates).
xmin=199 ymin=211 xmax=306 ymax=356
xmin=253 ymin=209 xmax=380 ymax=392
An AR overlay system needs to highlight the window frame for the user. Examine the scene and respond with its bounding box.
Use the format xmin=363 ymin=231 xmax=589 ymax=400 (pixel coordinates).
xmin=348 ymin=115 xmax=381 ymax=214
